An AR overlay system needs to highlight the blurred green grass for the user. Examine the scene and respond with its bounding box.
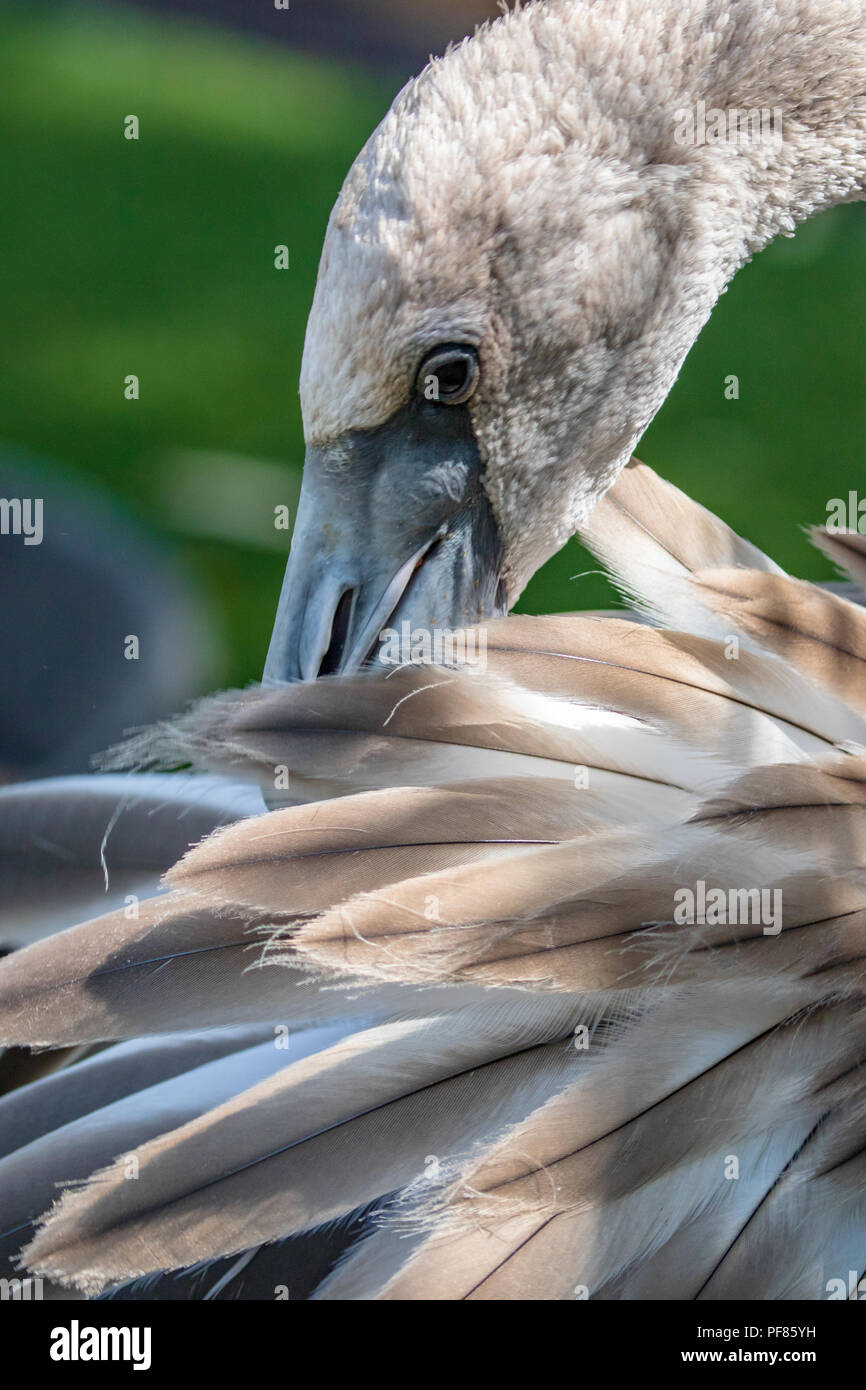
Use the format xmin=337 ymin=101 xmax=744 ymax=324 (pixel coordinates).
xmin=1 ymin=3 xmax=864 ymax=688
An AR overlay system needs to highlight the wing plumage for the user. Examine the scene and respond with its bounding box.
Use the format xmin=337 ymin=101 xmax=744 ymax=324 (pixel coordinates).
xmin=1 ymin=463 xmax=863 ymax=1300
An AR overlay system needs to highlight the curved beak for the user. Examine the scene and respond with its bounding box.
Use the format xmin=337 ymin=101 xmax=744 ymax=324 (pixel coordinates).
xmin=264 ymin=402 xmax=506 ymax=683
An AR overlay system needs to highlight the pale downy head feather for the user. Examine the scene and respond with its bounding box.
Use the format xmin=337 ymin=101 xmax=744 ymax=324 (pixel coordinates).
xmin=301 ymin=0 xmax=866 ymax=599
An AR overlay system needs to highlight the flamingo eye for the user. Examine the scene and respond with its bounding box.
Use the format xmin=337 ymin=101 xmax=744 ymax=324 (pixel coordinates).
xmin=416 ymin=345 xmax=480 ymax=405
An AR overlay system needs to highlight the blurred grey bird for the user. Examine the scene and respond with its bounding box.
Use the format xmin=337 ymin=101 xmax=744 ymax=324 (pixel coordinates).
xmin=0 ymin=450 xmax=219 ymax=781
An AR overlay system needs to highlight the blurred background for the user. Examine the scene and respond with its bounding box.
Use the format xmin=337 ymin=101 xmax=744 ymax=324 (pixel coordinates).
xmin=1 ymin=0 xmax=864 ymax=776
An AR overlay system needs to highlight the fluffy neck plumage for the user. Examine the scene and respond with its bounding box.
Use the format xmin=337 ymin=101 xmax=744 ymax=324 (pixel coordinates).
xmin=481 ymin=0 xmax=866 ymax=595
xmin=677 ymin=0 xmax=866 ymax=253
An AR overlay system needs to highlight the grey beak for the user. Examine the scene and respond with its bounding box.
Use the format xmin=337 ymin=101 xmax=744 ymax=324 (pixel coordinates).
xmin=264 ymin=400 xmax=506 ymax=683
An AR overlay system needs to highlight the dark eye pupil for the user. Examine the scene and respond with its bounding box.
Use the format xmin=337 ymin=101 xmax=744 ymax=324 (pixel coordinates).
xmin=435 ymin=359 xmax=469 ymax=395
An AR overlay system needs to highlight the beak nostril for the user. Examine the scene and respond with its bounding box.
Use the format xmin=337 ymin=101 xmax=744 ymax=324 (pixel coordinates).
xmin=317 ymin=588 xmax=357 ymax=677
